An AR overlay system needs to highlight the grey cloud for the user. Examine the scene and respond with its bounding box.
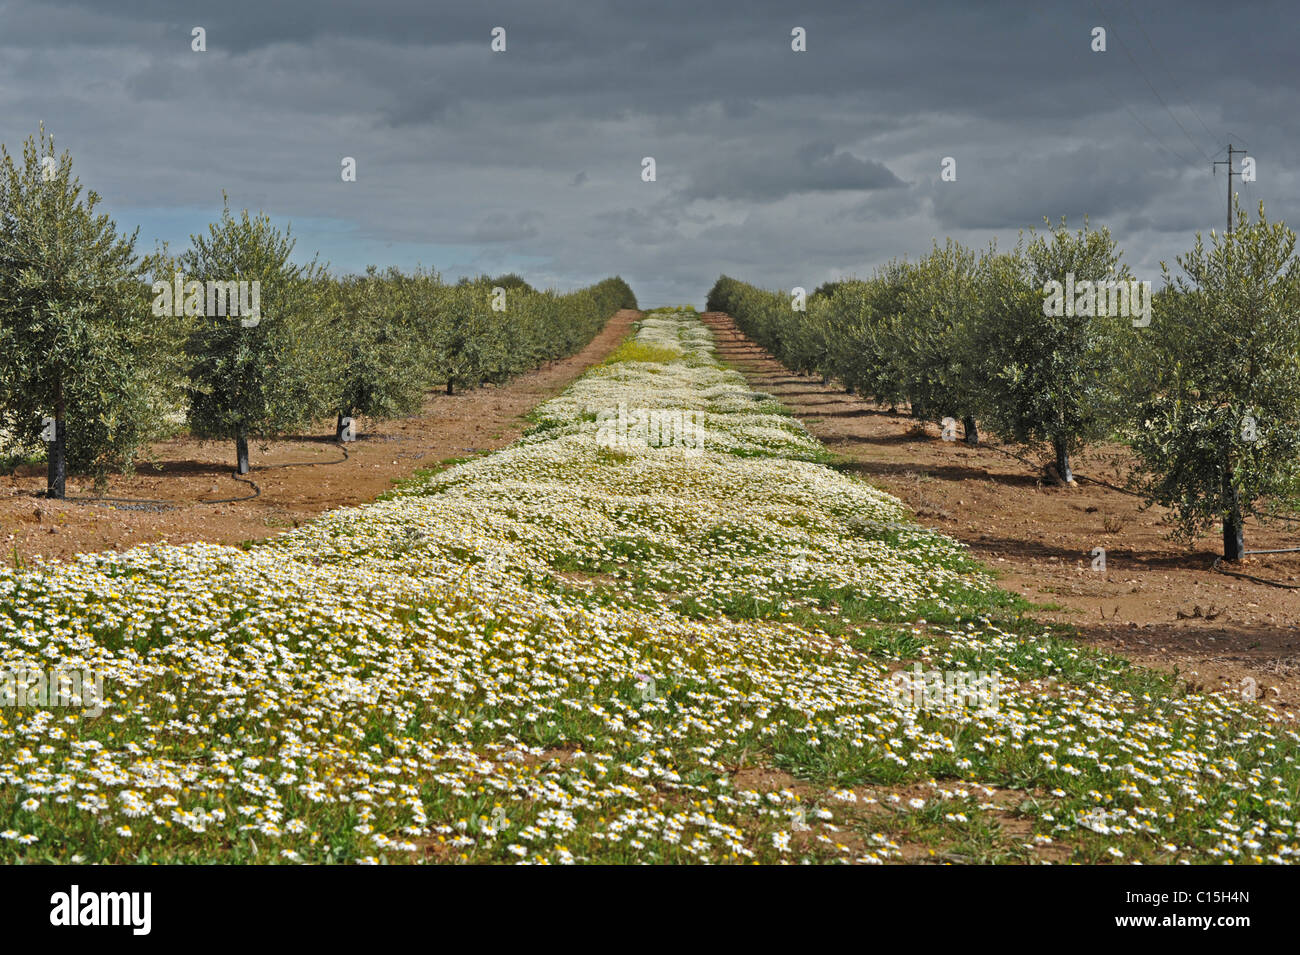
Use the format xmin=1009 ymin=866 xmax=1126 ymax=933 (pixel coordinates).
xmin=0 ymin=0 xmax=1294 ymax=304
xmin=683 ymin=143 xmax=904 ymax=201
xmin=466 ymin=210 xmax=543 ymax=243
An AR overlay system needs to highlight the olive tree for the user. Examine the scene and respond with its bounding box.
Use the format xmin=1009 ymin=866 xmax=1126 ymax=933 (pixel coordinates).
xmin=968 ymin=220 xmax=1134 ymax=483
xmin=822 ymin=263 xmax=911 ymax=406
xmin=895 ymin=239 xmax=984 ymax=441
xmin=323 ymin=268 xmax=429 ymax=439
xmin=1128 ymin=204 xmax=1300 ymax=560
xmin=179 ymin=200 xmax=331 ymax=473
xmin=0 ymin=127 xmax=157 ymax=497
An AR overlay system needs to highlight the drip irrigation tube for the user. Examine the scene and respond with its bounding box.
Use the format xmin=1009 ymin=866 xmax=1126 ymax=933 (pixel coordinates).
xmin=66 ymin=443 xmax=350 ymax=509
xmin=199 ymin=472 xmax=261 ymax=505
xmin=969 ymin=439 xmax=1300 ymax=587
xmin=1211 ymin=556 xmax=1300 ymax=590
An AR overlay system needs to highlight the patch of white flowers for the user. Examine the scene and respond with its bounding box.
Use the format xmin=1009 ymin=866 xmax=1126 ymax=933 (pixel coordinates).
xmin=0 ymin=309 xmax=1295 ymax=865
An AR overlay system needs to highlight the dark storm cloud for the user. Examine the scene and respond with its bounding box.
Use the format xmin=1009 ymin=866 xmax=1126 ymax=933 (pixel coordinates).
xmin=0 ymin=0 xmax=1294 ymax=301
xmin=926 ymin=143 xmax=1178 ymax=231
xmin=682 ymin=141 xmax=904 ymax=201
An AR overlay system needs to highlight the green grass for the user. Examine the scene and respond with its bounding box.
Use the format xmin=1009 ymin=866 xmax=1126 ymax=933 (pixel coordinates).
xmin=601 ymin=341 xmax=683 ymax=365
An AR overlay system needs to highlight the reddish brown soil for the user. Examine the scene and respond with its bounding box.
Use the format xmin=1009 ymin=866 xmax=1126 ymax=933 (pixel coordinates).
xmin=702 ymin=311 xmax=1300 ymax=717
xmin=1 ymin=310 xmax=639 ymax=563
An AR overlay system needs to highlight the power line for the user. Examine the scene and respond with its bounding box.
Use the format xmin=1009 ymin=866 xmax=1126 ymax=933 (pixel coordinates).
xmin=1118 ymin=0 xmax=1221 ymax=145
xmin=1045 ymin=14 xmax=1202 ymax=170
xmin=1094 ymin=0 xmax=1216 ymax=162
xmin=1117 ymin=103 xmax=1201 ymax=167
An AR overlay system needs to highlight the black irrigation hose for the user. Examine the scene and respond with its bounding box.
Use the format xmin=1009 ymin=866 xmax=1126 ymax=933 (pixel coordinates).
xmin=980 ymin=438 xmax=1143 ymax=498
xmin=66 ymin=443 xmax=350 ymax=509
xmin=255 ymin=445 xmax=350 ymax=472
xmin=1211 ymin=556 xmax=1300 ymax=590
xmin=1262 ymin=510 xmax=1300 ymax=524
xmin=966 ymin=438 xmax=1300 ymax=585
xmin=197 ymin=472 xmax=261 ymax=505
xmin=68 ymin=494 xmax=173 ymax=506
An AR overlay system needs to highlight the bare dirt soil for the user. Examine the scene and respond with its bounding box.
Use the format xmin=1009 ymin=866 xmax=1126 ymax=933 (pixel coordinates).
xmin=1 ymin=310 xmax=640 ymax=563
xmin=702 ymin=311 xmax=1300 ymax=718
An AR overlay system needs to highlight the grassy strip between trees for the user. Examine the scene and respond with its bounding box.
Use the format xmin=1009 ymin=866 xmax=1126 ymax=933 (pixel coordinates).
xmin=0 ymin=309 xmax=1295 ymax=864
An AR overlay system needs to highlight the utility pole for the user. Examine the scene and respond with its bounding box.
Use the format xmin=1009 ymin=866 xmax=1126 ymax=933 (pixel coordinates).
xmin=1213 ymin=144 xmax=1247 ymax=233
xmin=1211 ymin=143 xmax=1248 ymax=560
